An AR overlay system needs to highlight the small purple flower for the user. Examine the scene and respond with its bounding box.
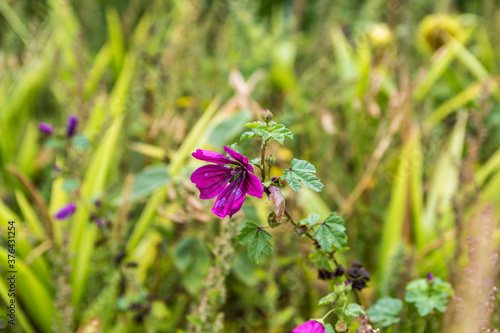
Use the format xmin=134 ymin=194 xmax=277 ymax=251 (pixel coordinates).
xmin=190 ymin=146 xmax=264 ymax=218
xmin=38 ymin=122 xmax=53 ymax=135
xmin=292 ymin=320 xmax=325 ymax=333
xmin=66 ymin=114 xmax=78 ymax=137
xmin=94 ymin=199 xmax=102 ymax=207
xmin=54 ymin=203 xmax=76 ymax=220
xmin=95 ymin=218 xmax=104 ymax=227
xmin=427 ymin=272 xmax=435 ymax=281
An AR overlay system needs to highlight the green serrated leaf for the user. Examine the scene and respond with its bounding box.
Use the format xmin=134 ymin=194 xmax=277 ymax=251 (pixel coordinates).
xmin=318 ymin=292 xmax=337 ymax=306
xmin=241 ymin=121 xmax=293 ymax=144
xmin=367 ymin=297 xmax=402 ymax=327
xmin=227 ymin=142 xmax=239 ymax=152
xmin=244 ymin=121 xmax=264 ymax=129
xmin=345 ymin=303 xmax=366 ymax=317
xmin=240 ymin=131 xmax=261 ymax=141
xmin=237 ymin=221 xmax=273 ymax=264
xmin=300 ymin=213 xmax=321 ymax=228
xmin=268 ymin=123 xmax=293 ymax=144
xmin=312 ymin=213 xmax=347 ymax=252
xmin=280 ymin=159 xmax=324 ymax=192
xmin=404 ymin=278 xmax=453 ymax=316
xmin=309 ymin=251 xmax=336 ymax=270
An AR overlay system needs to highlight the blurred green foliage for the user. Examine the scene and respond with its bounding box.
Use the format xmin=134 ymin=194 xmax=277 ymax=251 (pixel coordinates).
xmin=0 ymin=0 xmax=499 ymax=332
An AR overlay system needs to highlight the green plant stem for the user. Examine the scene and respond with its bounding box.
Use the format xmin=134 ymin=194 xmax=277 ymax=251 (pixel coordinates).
xmin=261 ymin=139 xmax=267 ymax=182
xmin=312 ymin=308 xmax=337 ymax=324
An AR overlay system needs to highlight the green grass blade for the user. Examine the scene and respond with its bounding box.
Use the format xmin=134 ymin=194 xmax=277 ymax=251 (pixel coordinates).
xmin=0 ymin=277 xmax=36 ymax=333
xmin=169 ymin=96 xmax=221 ymax=176
xmin=106 ymin=7 xmax=125 ymax=74
xmin=14 ymin=189 xmax=46 ymax=240
xmin=424 ymin=80 xmax=494 ymax=128
xmin=0 ymin=0 xmax=30 ymax=44
xmin=0 ymin=247 xmax=54 ymax=332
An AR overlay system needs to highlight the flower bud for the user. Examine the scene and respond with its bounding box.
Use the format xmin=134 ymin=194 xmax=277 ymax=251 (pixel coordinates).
xmin=54 ymin=203 xmax=77 ymax=220
xmin=261 ymin=108 xmax=273 ymax=123
xmin=66 ymin=114 xmax=78 ymax=137
xmin=38 ymin=122 xmax=53 ymax=135
xmin=95 ymin=218 xmax=104 ymax=227
xmin=427 ymin=272 xmax=435 ymax=282
xmin=296 ymin=225 xmax=308 ymax=236
xmin=335 ymin=320 xmax=348 ymax=332
xmin=265 ymin=154 xmax=277 ymax=166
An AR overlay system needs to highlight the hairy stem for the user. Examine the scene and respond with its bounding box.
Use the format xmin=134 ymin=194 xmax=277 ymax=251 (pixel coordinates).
xmin=260 ymin=139 xmax=267 ymax=182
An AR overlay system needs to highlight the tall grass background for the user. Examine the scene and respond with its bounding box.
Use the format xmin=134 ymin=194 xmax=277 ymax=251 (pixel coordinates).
xmin=0 ymin=0 xmax=499 ymax=332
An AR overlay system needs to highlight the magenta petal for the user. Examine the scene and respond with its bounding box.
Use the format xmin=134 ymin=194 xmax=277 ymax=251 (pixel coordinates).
xmin=223 ymin=146 xmax=252 ymax=171
xmin=190 ymin=165 xmax=233 ymax=199
xmin=245 ymin=172 xmax=263 ymax=198
xmin=212 ymin=174 xmax=246 ymax=218
xmin=192 ymin=149 xmax=235 ymax=165
xmin=291 ymin=321 xmax=325 ymax=333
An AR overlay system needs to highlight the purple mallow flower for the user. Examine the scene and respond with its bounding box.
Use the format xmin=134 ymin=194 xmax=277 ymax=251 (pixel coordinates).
xmin=190 ymin=146 xmax=264 ymax=218
xmin=292 ymin=320 xmax=325 ymax=333
xmin=54 ymin=203 xmax=77 ymax=220
xmin=66 ymin=114 xmax=78 ymax=137
xmin=38 ymin=122 xmax=53 ymax=135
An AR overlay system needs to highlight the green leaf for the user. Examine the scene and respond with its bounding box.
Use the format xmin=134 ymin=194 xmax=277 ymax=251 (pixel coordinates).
xmin=72 ymin=134 xmax=92 ymax=151
xmin=62 ymin=178 xmax=79 ymax=193
xmin=243 ymin=121 xmax=263 ymax=129
xmin=318 ymin=292 xmax=337 ymax=306
xmin=300 ymin=212 xmax=321 ymax=228
xmin=312 ymin=213 xmax=347 ymax=252
xmin=44 ymin=137 xmax=64 ymax=149
xmin=324 ymin=323 xmax=336 ymax=333
xmin=280 ymin=159 xmax=324 ymax=192
xmin=367 ymin=297 xmax=402 ymax=327
xmin=173 ymin=237 xmax=211 ymax=295
xmin=227 ymin=142 xmax=239 ymax=153
xmin=207 ymin=109 xmax=252 ymax=146
xmin=113 ymin=164 xmax=169 ymax=205
xmin=267 ymin=122 xmax=293 ymax=144
xmin=237 ymin=221 xmax=273 ymax=264
xmin=345 ymin=303 xmax=366 ymax=317
xmin=404 ymin=278 xmax=453 ymax=316
xmin=309 ymin=251 xmax=336 ymax=270
xmin=249 ymin=157 xmax=261 ymax=166
xmin=240 ymin=121 xmax=293 ymax=144
xmin=240 ymin=129 xmax=271 ymax=142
